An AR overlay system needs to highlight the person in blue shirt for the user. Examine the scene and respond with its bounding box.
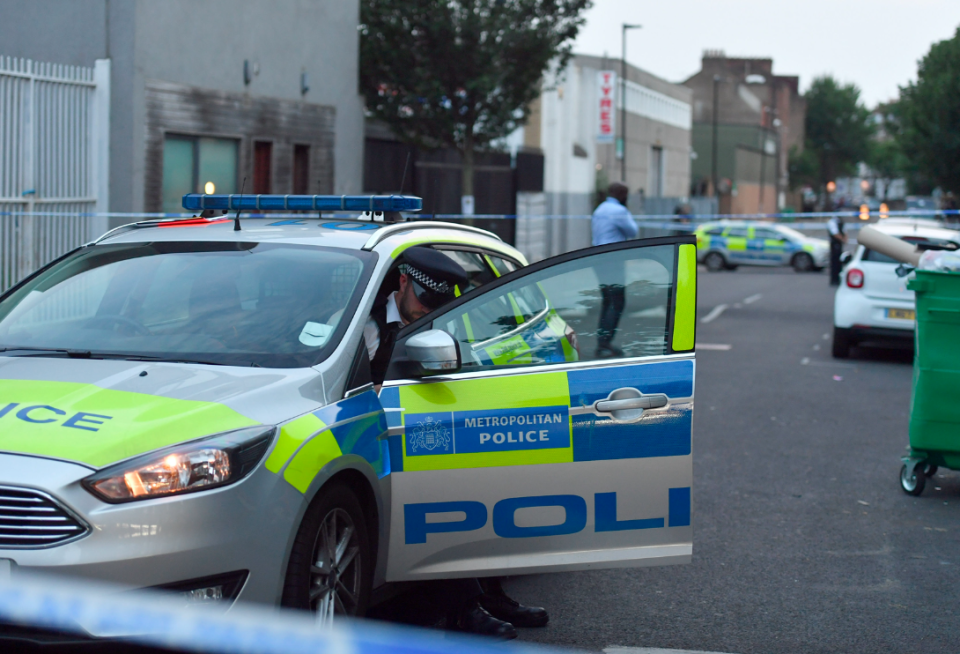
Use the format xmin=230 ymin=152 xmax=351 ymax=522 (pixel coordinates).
xmin=591 ymin=183 xmax=638 ymax=357
xmin=592 ymin=182 xmax=638 ymax=246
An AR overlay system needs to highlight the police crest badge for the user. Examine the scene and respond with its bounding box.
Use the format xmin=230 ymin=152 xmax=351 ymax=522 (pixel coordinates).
xmin=409 ymin=416 xmax=451 ymax=454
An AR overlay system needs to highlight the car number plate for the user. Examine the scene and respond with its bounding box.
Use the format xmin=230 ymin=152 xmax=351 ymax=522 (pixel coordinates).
xmin=886 ymin=308 xmax=915 ymax=320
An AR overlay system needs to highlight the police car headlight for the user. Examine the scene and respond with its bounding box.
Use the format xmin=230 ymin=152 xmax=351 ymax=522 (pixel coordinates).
xmin=82 ymin=426 xmax=276 ymax=503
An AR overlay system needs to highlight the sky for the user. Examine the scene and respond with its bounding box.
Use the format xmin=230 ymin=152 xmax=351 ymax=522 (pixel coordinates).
xmin=573 ymin=0 xmax=960 ymax=107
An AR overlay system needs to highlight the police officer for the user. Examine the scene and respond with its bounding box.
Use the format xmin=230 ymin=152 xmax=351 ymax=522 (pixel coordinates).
xmin=827 ymin=214 xmax=847 ymax=286
xmin=363 ymin=246 xmax=549 ymax=639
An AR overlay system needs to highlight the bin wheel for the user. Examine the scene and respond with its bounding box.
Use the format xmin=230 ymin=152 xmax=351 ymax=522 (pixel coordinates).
xmin=924 ymin=464 xmax=939 ymax=477
xmin=900 ymin=463 xmax=926 ymax=496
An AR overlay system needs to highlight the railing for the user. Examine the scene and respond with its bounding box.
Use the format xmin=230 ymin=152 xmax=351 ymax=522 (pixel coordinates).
xmin=0 ymin=56 xmax=110 ymax=292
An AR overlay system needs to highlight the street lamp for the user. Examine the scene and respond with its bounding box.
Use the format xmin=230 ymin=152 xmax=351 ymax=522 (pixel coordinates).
xmin=621 ymin=23 xmax=642 ymax=184
xmin=711 ymin=75 xmax=721 ymax=200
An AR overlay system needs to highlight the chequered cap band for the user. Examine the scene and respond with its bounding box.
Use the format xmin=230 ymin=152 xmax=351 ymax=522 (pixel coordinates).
xmin=398 ymin=263 xmax=452 ymax=294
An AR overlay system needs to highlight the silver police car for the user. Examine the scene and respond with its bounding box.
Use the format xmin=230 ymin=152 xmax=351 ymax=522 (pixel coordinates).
xmin=0 ymin=194 xmax=696 ymax=625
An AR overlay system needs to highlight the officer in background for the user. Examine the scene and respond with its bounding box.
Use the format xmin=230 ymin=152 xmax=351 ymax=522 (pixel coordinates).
xmin=591 ymin=183 xmax=638 ymax=357
xmin=826 ymin=214 xmax=847 ymax=286
xmin=364 ymin=246 xmax=549 ymax=639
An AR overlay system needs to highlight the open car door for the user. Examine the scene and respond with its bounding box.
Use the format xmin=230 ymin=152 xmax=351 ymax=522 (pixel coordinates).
xmin=379 ymin=236 xmax=697 ymax=581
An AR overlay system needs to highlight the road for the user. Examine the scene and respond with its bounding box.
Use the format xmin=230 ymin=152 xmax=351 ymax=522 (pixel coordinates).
xmin=504 ymin=266 xmax=960 ymax=654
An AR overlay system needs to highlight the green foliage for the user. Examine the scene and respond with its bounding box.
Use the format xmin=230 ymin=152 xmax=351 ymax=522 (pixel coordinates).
xmin=803 ymin=76 xmax=874 ymax=188
xmin=359 ymin=0 xmax=591 ymax=195
xmin=897 ymin=26 xmax=960 ymax=194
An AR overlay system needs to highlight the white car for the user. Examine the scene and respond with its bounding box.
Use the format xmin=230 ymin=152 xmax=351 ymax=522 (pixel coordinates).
xmin=832 ymin=221 xmax=960 ymax=357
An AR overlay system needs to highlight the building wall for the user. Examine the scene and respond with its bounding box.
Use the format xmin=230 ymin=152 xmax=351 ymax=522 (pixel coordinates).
xmin=684 ymin=53 xmax=806 ymax=210
xmin=531 ymin=54 xmax=692 ymax=216
xmin=0 ymin=0 xmax=363 ymax=216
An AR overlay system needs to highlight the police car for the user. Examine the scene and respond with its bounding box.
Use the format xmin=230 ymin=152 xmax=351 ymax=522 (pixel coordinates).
xmin=0 ymin=194 xmax=697 ymax=626
xmin=694 ymin=221 xmax=829 ymax=272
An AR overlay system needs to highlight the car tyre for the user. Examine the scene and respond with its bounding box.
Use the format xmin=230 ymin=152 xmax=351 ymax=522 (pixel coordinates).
xmin=832 ymin=327 xmax=852 ymax=358
xmin=725 ymin=263 xmax=739 ymax=271
xmin=282 ymin=483 xmax=372 ymax=624
xmin=704 ymin=252 xmax=726 ymax=272
xmin=792 ymin=252 xmax=814 ymax=273
xmin=900 ymin=463 xmax=926 ymax=496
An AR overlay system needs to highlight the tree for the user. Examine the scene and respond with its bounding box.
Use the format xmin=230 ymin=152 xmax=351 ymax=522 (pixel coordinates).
xmin=897 ymin=26 xmax=960 ymax=194
xmin=360 ymin=0 xmax=591 ymax=212
xmin=803 ymin=76 xmax=874 ymax=199
xmin=867 ymin=102 xmax=911 ymax=199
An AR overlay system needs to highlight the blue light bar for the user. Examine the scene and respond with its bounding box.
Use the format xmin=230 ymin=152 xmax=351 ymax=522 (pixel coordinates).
xmin=182 ymin=194 xmax=422 ymax=212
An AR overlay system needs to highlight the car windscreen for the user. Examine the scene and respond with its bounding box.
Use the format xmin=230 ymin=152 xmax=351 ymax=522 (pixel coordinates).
xmin=0 ymin=242 xmax=375 ymax=368
xmin=862 ymin=236 xmax=959 ymax=264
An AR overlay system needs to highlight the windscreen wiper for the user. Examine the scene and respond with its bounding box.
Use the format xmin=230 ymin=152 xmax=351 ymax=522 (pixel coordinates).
xmin=0 ymin=347 xmax=92 ymax=358
xmin=86 ymin=352 xmax=230 ymax=366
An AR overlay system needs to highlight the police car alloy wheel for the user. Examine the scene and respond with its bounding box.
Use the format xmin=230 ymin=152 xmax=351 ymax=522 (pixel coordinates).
xmin=704 ymin=251 xmax=726 ymax=272
xmin=282 ymin=483 xmax=372 ymax=622
xmin=792 ymin=252 xmax=814 ymax=273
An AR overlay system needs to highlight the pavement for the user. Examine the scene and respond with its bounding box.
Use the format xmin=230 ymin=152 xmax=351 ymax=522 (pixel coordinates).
xmin=501 ymin=265 xmax=960 ymax=654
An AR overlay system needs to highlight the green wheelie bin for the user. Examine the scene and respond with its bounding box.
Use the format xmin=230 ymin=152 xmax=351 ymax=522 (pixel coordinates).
xmin=900 ymin=269 xmax=960 ymax=495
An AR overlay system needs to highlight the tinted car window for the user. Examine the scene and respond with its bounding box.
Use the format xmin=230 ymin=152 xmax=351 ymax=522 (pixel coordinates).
xmin=725 ymin=227 xmax=749 ymax=238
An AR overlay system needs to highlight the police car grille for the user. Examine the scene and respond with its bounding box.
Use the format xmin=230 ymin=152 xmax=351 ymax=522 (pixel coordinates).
xmin=0 ymin=487 xmax=89 ymax=548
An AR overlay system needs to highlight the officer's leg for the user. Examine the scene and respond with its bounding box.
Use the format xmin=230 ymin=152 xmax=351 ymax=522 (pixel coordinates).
xmin=479 ymin=577 xmax=549 ymax=628
xmin=425 ymin=578 xmax=517 ymax=640
xmin=829 ymin=242 xmax=842 ymax=286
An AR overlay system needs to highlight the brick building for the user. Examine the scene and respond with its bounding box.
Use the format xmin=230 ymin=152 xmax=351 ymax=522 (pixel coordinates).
xmin=684 ymin=52 xmax=806 ymax=214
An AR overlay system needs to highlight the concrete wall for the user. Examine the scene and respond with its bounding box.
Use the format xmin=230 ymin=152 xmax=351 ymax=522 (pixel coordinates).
xmin=0 ymin=0 xmax=363 ymax=214
xmin=531 ymin=54 xmax=692 ymax=215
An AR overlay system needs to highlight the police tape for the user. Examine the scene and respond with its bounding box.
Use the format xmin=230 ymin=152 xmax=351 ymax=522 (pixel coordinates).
xmin=0 ymin=571 xmax=552 ymax=654
xmin=1 ymin=209 xmax=957 ymax=223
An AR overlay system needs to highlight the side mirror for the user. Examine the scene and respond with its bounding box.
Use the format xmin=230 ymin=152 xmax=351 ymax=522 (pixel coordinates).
xmin=405 ymin=329 xmax=461 ymax=375
xmin=840 ymin=251 xmax=852 ymax=265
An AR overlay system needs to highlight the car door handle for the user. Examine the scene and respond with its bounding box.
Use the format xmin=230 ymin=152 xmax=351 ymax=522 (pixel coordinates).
xmin=596 ymin=394 xmax=668 ymax=412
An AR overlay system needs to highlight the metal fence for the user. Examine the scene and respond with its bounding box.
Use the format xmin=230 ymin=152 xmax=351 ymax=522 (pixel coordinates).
xmin=0 ymin=56 xmax=110 ymax=292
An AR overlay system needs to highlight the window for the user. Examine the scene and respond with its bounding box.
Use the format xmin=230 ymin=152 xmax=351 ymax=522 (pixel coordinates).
xmin=253 ymin=141 xmax=272 ymax=194
xmin=725 ymin=227 xmax=749 ymax=239
xmin=650 ymin=146 xmax=664 ymax=198
xmin=162 ymin=136 xmax=238 ymax=214
xmin=293 ymin=144 xmax=311 ymax=194
xmin=754 ymin=229 xmax=784 ymax=241
xmin=704 ymin=226 xmax=724 ymax=236
xmin=486 ymin=255 xmax=519 ymax=277
xmin=435 ymin=250 xmax=496 ymax=293
xmin=432 ymin=244 xmax=676 ymax=372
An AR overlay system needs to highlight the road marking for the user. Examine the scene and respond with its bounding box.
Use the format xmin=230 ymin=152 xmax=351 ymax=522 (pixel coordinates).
xmin=604 ymin=648 xmax=741 ymax=654
xmin=743 ymin=293 xmax=762 ymax=304
xmin=700 ymin=304 xmax=728 ymax=324
xmin=697 ymin=343 xmax=732 ymax=351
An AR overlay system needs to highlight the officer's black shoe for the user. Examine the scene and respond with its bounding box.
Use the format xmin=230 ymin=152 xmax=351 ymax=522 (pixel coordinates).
xmin=595 ymin=343 xmax=624 ymax=359
xmin=449 ymin=601 xmax=518 ymax=640
xmin=479 ymin=588 xmax=549 ymax=628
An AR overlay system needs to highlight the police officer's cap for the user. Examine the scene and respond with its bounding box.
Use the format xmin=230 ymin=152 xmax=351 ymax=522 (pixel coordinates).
xmin=399 ymin=246 xmax=468 ymax=310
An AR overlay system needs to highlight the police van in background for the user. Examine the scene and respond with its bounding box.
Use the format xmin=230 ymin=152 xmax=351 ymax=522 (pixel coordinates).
xmin=0 ymin=194 xmax=697 ymax=631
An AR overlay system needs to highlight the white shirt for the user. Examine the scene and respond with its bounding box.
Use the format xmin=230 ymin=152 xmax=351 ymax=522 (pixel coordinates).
xmin=827 ymin=216 xmax=842 ymax=236
xmin=363 ymin=291 xmax=404 ymax=360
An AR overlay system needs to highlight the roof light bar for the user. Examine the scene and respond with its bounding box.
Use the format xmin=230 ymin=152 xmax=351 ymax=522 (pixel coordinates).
xmin=182 ymin=194 xmax=422 ymax=213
